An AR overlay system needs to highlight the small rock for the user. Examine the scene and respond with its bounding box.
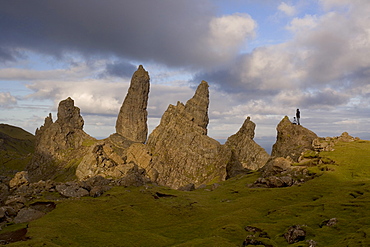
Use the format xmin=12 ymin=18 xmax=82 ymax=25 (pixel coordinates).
xmin=178 ymin=183 xmax=195 ymax=191
xmin=284 ymin=225 xmax=306 ymax=244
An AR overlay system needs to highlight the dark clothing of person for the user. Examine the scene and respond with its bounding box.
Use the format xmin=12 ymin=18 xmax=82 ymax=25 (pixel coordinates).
xmin=296 ymin=109 xmax=301 ymax=125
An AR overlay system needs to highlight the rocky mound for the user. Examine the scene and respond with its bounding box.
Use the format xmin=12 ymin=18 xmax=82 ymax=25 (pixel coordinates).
xmin=115 ymin=65 xmax=150 ymax=143
xmin=271 ymin=116 xmax=318 ymax=162
xmin=27 ymin=97 xmax=95 ymax=182
xmin=225 ymin=117 xmax=270 ymax=170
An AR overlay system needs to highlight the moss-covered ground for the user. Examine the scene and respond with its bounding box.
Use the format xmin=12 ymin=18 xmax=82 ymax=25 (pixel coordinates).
xmin=6 ymin=140 xmax=370 ymax=246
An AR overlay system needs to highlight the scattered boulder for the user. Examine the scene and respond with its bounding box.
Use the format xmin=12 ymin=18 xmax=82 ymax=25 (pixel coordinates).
xmin=115 ymin=65 xmax=150 ymax=143
xmin=178 ymin=183 xmax=195 ymax=191
xmin=56 ymin=182 xmax=89 ymax=198
xmin=320 ymin=218 xmax=338 ymax=228
xmin=225 ymin=117 xmax=270 ymax=170
xmin=284 ymin=225 xmax=306 ymax=244
xmin=13 ymin=208 xmax=45 ymax=224
xmin=243 ymin=226 xmax=273 ymax=247
xmin=271 ymin=116 xmax=318 ymax=162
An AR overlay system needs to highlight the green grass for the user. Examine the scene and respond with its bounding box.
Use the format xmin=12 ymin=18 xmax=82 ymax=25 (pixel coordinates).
xmin=0 ymin=124 xmax=35 ymax=176
xmin=6 ymin=140 xmax=370 ymax=246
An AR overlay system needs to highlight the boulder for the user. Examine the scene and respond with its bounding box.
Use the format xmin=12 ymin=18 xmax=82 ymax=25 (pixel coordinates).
xmin=225 ymin=117 xmax=270 ymax=170
xmin=9 ymin=171 xmax=29 ymax=189
xmin=147 ymin=81 xmax=234 ymax=189
xmin=271 ymin=116 xmax=318 ymax=162
xmin=13 ymin=208 xmax=45 ymax=224
xmin=55 ymin=182 xmax=89 ymax=198
xmin=115 ymin=65 xmax=150 ymax=143
xmin=284 ymin=225 xmax=306 ymax=244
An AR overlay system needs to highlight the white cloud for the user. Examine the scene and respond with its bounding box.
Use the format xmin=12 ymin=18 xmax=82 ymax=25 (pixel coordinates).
xmin=0 ymin=92 xmax=17 ymax=108
xmin=278 ymin=2 xmax=297 ymax=16
xmin=208 ymin=13 xmax=257 ymax=60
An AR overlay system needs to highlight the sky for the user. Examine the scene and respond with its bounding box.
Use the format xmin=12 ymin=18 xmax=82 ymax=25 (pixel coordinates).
xmin=1 ymin=0 xmax=370 ymax=153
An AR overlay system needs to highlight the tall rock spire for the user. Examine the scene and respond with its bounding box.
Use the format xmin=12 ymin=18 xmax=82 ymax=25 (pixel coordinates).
xmin=115 ymin=65 xmax=150 ymax=143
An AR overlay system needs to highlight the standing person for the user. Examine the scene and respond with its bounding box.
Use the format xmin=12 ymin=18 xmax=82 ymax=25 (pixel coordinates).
xmin=296 ymin=109 xmax=301 ymax=125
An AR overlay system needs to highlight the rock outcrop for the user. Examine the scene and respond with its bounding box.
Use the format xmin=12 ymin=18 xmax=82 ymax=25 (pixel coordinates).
xmin=115 ymin=65 xmax=150 ymax=143
xmin=225 ymin=117 xmax=270 ymax=170
xmin=146 ymin=81 xmax=238 ymax=189
xmin=271 ymin=116 xmax=318 ymax=162
xmin=251 ymin=157 xmax=315 ymax=188
xmin=27 ymin=97 xmax=94 ymax=182
xmin=312 ymin=132 xmax=359 ymax=152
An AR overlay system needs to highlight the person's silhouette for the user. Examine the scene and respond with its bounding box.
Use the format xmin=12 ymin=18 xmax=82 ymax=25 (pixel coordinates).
xmin=296 ymin=109 xmax=300 ymax=125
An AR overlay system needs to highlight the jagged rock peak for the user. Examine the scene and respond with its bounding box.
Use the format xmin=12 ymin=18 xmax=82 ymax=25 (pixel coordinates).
xmin=271 ymin=116 xmax=318 ymax=162
xmin=115 ymin=65 xmax=150 ymax=143
xmin=184 ymin=80 xmax=209 ymax=132
xmin=225 ymin=117 xmax=270 ymax=170
xmin=55 ymin=97 xmax=84 ymax=130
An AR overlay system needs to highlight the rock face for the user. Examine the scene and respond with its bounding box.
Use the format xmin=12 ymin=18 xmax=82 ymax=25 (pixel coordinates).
xmin=271 ymin=116 xmax=318 ymax=162
xmin=115 ymin=65 xmax=150 ymax=143
xmin=225 ymin=117 xmax=270 ymax=170
xmin=146 ymin=81 xmax=236 ymax=189
xmin=27 ymin=97 xmax=94 ymax=182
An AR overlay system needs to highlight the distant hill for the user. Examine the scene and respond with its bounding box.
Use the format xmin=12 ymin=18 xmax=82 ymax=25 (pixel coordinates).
xmin=0 ymin=124 xmax=35 ymax=177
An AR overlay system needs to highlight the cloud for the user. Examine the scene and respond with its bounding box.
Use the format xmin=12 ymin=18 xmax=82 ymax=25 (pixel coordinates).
xmin=208 ymin=13 xmax=257 ymax=60
xmin=278 ymin=2 xmax=297 ymax=16
xmin=0 ymin=1 xmax=257 ymax=69
xmin=0 ymin=92 xmax=17 ymax=108
xmin=100 ymin=61 xmax=137 ymax=79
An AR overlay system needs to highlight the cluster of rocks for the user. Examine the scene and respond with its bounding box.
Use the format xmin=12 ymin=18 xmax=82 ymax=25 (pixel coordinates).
xmin=251 ymin=157 xmax=316 ymax=188
xmin=312 ymin=132 xmax=359 ymax=152
xmin=26 ymin=65 xmax=269 ymax=190
xmin=18 ymin=65 xmax=360 ymax=192
xmin=0 ymin=171 xmax=113 ymax=228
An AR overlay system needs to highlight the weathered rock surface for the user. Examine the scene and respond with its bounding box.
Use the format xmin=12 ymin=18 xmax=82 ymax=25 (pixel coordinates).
xmin=313 ymin=132 xmax=359 ymax=152
xmin=225 ymin=117 xmax=270 ymax=170
xmin=115 ymin=65 xmax=150 ymax=143
xmin=27 ymin=97 xmax=94 ymax=182
xmin=13 ymin=208 xmax=45 ymax=224
xmin=271 ymin=116 xmax=318 ymax=162
xmin=146 ymin=81 xmax=238 ymax=189
xmin=9 ymin=171 xmax=29 ymax=189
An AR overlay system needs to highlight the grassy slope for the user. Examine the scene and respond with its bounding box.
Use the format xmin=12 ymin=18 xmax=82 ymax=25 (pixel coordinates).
xmin=0 ymin=124 xmax=35 ymax=174
xmin=7 ymin=140 xmax=370 ymax=246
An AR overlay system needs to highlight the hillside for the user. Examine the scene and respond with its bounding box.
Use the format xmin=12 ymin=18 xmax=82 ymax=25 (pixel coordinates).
xmin=0 ymin=124 xmax=35 ymax=177
xmin=3 ymin=139 xmax=370 ymax=246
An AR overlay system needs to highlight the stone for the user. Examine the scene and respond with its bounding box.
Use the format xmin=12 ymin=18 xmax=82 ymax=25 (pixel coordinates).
xmin=56 ymin=183 xmax=89 ymax=198
xmin=147 ymin=81 xmax=234 ymax=189
xmin=9 ymin=171 xmax=29 ymax=189
xmin=115 ymin=65 xmax=150 ymax=143
xmin=0 ymin=183 xmax=9 ymax=205
xmin=13 ymin=208 xmax=45 ymax=224
xmin=271 ymin=116 xmax=318 ymax=162
xmin=178 ymin=183 xmax=195 ymax=191
xmin=320 ymin=218 xmax=338 ymax=227
xmin=225 ymin=117 xmax=270 ymax=170
xmin=284 ymin=225 xmax=306 ymax=244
